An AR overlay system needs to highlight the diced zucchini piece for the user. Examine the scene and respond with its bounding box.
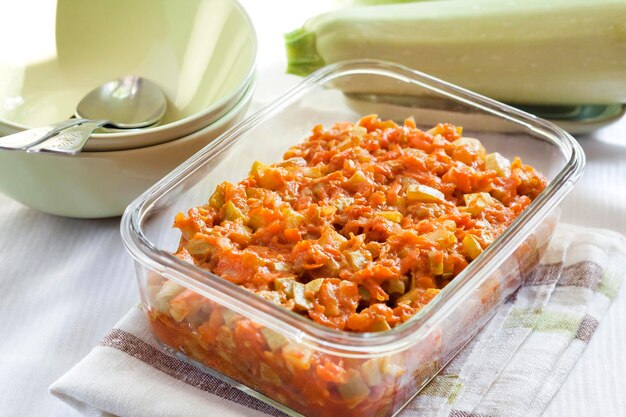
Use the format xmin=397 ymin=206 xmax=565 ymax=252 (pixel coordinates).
xmin=174 ymin=213 xmax=197 ymax=242
xmin=251 ymin=160 xmax=284 ymax=190
xmin=246 ymin=188 xmax=266 ymax=200
xmin=442 ymin=258 xmax=455 ymax=278
xmin=440 ymin=219 xmax=456 ymax=231
xmin=222 ymin=201 xmax=248 ymax=223
xmin=358 ymin=285 xmax=371 ymax=302
xmin=453 ymin=137 xmax=483 ymax=149
xmin=320 ymin=205 xmax=337 ymax=217
xmin=305 ymin=278 xmax=325 ymax=294
xmin=378 ymin=210 xmax=403 ymax=223
xmin=463 ymin=192 xmax=497 ymax=216
xmin=261 ymin=327 xmax=290 ymax=352
xmin=452 ymin=137 xmax=486 ymax=164
xmin=330 ymin=196 xmax=354 ymax=211
xmin=259 ymin=362 xmax=282 ymax=385
xmin=264 ymin=169 xmax=285 ymax=190
xmin=257 ymin=290 xmax=283 ymax=305
xmin=337 ymin=136 xmax=354 ymax=151
xmin=221 ymin=309 xmax=241 ymax=328
xmin=215 ymin=326 xmax=236 ymax=351
xmin=400 ymin=176 xmax=418 ymax=188
xmin=428 ymin=251 xmax=444 ymax=276
xmin=279 ymin=156 xmax=307 ymax=167
xmin=347 ymin=170 xmax=370 ymax=185
xmin=274 ymin=277 xmax=296 ymax=297
xmin=337 ymin=369 xmax=371 ymax=402
xmin=424 ymin=228 xmax=457 ymax=248
xmin=397 ymin=288 xmax=417 ymax=305
xmin=273 ymin=262 xmax=291 ymax=273
xmin=339 ymin=127 xmax=367 ymax=149
xmin=406 ymin=184 xmax=445 ymax=203
xmin=368 ymin=318 xmax=392 ymax=332
xmin=282 ymin=208 xmax=304 ymax=228
xmin=185 ymin=234 xmax=214 ymax=257
xmin=319 ymin=227 xmax=348 ymax=248
xmin=251 ymin=160 xmax=268 ymax=177
xmin=353 ymin=126 xmax=367 ymax=138
xmin=361 ymin=358 xmax=383 ymax=387
xmin=325 ymin=257 xmax=342 ymax=275
xmin=381 ymin=357 xmax=406 ymax=378
xmin=346 ymin=250 xmax=369 ymax=270
xmin=302 ymin=166 xmax=323 ymax=178
xmin=463 ymin=234 xmax=484 ymax=260
xmin=397 ymin=287 xmax=440 ymax=305
xmin=208 ymin=187 xmax=225 ymax=209
xmin=247 ymin=211 xmax=268 ymax=230
xmin=485 ymin=152 xmax=511 ymax=177
xmin=293 ymin=282 xmax=314 ymax=310
xmin=282 ymin=343 xmax=313 ymax=371
xmin=228 ymin=224 xmax=253 ymax=247
xmin=385 ymin=278 xmax=405 ymax=294
xmin=153 ymin=280 xmax=185 ymax=313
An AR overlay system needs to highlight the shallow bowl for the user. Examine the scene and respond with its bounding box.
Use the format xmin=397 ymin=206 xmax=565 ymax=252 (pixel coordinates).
xmin=0 ymin=0 xmax=256 ymax=151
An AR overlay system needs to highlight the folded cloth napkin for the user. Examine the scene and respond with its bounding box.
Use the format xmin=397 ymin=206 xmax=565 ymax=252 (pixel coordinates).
xmin=50 ymin=224 xmax=625 ymax=417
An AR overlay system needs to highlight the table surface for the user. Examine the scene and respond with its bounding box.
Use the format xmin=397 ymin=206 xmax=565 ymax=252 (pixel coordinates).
xmin=1 ymin=2 xmax=625 ymax=416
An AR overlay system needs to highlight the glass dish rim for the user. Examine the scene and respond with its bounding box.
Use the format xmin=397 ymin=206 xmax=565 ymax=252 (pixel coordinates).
xmin=120 ymin=60 xmax=585 ymax=356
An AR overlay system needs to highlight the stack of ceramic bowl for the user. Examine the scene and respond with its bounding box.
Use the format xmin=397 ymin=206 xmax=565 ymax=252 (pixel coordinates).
xmin=0 ymin=0 xmax=256 ymax=218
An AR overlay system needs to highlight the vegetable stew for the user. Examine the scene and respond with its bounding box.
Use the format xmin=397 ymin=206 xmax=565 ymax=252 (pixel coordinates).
xmin=146 ymin=115 xmax=548 ymax=416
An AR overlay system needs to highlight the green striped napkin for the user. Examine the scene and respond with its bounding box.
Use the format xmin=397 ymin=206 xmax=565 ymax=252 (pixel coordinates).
xmin=403 ymin=224 xmax=624 ymax=417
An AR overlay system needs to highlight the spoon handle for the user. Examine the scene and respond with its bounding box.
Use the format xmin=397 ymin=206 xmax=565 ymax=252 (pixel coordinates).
xmin=27 ymin=120 xmax=108 ymax=155
xmin=0 ymin=119 xmax=90 ymax=151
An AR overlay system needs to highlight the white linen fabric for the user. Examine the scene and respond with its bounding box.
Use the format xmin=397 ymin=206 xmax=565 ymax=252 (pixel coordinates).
xmin=1 ymin=2 xmax=626 ymax=417
xmin=48 ymin=224 xmax=625 ymax=417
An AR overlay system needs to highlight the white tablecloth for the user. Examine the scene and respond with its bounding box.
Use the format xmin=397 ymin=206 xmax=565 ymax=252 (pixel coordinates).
xmin=1 ymin=2 xmax=625 ymax=416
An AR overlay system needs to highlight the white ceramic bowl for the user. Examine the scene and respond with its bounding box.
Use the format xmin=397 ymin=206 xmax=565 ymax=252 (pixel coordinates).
xmin=0 ymin=79 xmax=255 ymax=218
xmin=0 ymin=0 xmax=256 ymax=151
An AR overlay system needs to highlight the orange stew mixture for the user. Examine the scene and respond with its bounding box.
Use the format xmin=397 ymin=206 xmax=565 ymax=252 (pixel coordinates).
xmin=172 ymin=115 xmax=547 ymax=333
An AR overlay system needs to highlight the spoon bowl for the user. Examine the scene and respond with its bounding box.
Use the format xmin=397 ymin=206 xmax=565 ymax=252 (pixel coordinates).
xmin=76 ymin=76 xmax=167 ymax=129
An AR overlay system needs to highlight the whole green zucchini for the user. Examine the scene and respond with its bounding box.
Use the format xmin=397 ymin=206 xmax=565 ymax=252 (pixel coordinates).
xmin=285 ymin=0 xmax=626 ymax=105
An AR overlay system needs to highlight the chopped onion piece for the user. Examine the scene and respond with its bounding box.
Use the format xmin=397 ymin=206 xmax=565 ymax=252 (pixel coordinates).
xmin=485 ymin=152 xmax=511 ymax=177
xmin=463 ymin=234 xmax=484 ymax=260
xmin=406 ymin=184 xmax=445 ymax=203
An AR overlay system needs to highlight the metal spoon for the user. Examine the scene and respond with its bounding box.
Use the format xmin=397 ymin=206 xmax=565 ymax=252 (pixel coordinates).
xmin=0 ymin=76 xmax=166 ymax=154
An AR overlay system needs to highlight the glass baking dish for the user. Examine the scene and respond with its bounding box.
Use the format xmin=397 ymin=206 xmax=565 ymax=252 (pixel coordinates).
xmin=121 ymin=60 xmax=585 ymax=417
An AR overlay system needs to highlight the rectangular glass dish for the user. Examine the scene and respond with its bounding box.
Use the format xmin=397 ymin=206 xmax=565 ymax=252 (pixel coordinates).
xmin=121 ymin=60 xmax=584 ymax=417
